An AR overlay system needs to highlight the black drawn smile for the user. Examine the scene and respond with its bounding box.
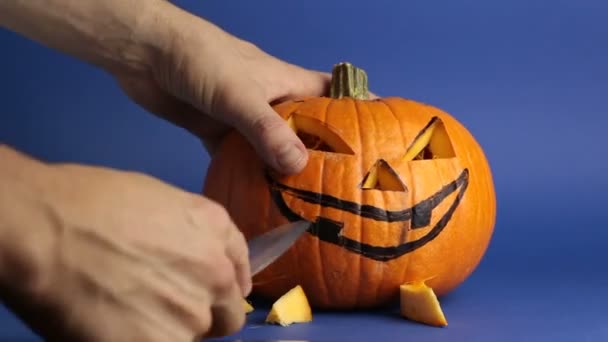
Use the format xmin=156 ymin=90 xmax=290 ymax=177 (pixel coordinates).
xmin=266 ymin=168 xmax=469 ymax=261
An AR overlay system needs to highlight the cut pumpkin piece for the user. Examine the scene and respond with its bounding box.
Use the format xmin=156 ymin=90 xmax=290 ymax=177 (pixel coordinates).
xmin=242 ymin=299 xmax=254 ymax=314
xmin=400 ymin=281 xmax=448 ymax=327
xmin=265 ymin=285 xmax=312 ymax=326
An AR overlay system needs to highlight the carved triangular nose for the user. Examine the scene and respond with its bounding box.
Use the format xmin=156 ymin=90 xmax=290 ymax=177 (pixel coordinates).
xmin=360 ymin=159 xmax=408 ymax=192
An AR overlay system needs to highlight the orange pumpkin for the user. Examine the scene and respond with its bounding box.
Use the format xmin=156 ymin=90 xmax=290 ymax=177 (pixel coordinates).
xmin=203 ymin=62 xmax=496 ymax=309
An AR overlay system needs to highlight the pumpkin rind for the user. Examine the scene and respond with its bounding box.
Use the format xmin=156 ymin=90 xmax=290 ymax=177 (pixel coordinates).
xmin=203 ymin=63 xmax=496 ymax=309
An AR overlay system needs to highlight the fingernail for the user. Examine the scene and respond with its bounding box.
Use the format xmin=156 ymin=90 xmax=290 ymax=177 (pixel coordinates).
xmin=276 ymin=143 xmax=307 ymax=174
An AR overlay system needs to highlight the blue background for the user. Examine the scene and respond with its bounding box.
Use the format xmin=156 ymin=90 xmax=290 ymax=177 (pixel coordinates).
xmin=1 ymin=0 xmax=607 ymax=341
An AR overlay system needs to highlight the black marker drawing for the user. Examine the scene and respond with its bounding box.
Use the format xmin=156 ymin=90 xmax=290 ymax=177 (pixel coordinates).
xmin=266 ymin=168 xmax=469 ymax=262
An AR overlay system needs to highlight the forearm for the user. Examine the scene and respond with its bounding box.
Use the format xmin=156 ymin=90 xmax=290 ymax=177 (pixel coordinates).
xmin=0 ymin=145 xmax=56 ymax=291
xmin=0 ymin=0 xmax=181 ymax=74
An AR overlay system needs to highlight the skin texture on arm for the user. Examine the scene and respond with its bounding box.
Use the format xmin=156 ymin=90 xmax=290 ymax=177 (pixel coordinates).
xmin=0 ymin=0 xmax=336 ymax=340
xmin=0 ymin=0 xmax=332 ymax=175
xmin=0 ymin=145 xmax=56 ymax=290
xmin=0 ymin=0 xmax=171 ymax=74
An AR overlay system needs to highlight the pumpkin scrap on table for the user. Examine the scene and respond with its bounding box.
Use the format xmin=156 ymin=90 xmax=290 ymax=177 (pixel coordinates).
xmin=400 ymin=281 xmax=448 ymax=327
xmin=265 ymin=285 xmax=313 ymax=326
xmin=204 ymin=62 xmax=496 ymax=311
xmin=242 ymin=299 xmax=254 ymax=314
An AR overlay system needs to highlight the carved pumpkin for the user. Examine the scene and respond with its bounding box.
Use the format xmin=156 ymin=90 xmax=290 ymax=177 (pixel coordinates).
xmin=203 ymin=62 xmax=496 ymax=309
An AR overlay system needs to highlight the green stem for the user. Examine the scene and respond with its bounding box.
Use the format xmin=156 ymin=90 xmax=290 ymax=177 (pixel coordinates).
xmin=329 ymin=62 xmax=369 ymax=100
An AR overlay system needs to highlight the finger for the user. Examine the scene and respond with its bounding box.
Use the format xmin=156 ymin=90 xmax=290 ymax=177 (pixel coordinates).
xmin=222 ymin=87 xmax=308 ymax=175
xmin=284 ymin=66 xmax=381 ymax=101
xmin=205 ymin=282 xmax=245 ymax=338
xmin=242 ymin=104 xmax=307 ymax=175
xmin=278 ymin=68 xmax=331 ymax=100
xmin=367 ymin=91 xmax=380 ymax=99
xmin=225 ymin=225 xmax=252 ymax=297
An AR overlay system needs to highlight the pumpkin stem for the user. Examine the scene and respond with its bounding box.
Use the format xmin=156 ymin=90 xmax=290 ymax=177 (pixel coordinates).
xmin=329 ymin=62 xmax=369 ymax=100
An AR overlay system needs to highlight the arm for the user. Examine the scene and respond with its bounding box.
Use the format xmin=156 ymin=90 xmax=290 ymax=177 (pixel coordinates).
xmin=0 ymin=0 xmax=329 ymax=339
xmin=0 ymin=145 xmax=55 ymax=291
xmin=0 ymin=0 xmax=210 ymax=75
xmin=0 ymin=0 xmax=159 ymax=74
xmin=0 ymin=0 xmax=327 ymax=175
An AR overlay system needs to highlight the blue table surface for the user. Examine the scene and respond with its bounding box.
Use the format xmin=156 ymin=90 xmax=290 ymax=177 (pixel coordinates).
xmin=1 ymin=0 xmax=607 ymax=340
xmin=3 ymin=268 xmax=608 ymax=342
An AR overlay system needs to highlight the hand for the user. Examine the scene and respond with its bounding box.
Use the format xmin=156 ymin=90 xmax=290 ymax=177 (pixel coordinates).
xmin=115 ymin=15 xmax=330 ymax=175
xmin=0 ymin=0 xmax=330 ymax=174
xmin=0 ymin=147 xmax=250 ymax=341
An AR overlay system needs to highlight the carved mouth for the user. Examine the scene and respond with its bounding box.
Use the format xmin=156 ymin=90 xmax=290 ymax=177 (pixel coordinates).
xmin=266 ymin=168 xmax=469 ymax=261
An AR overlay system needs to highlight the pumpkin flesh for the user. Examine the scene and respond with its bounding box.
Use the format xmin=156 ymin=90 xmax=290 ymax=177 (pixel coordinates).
xmin=400 ymin=281 xmax=448 ymax=327
xmin=265 ymin=285 xmax=312 ymax=326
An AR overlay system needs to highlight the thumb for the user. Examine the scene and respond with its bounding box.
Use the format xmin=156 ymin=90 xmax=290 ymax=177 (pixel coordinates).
xmin=226 ymin=98 xmax=308 ymax=175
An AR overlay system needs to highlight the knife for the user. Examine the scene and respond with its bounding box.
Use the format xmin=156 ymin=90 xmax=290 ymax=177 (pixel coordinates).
xmin=248 ymin=220 xmax=311 ymax=276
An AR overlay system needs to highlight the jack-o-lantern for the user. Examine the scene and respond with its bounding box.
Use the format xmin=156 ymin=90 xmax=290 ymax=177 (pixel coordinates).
xmin=203 ymin=62 xmax=496 ymax=309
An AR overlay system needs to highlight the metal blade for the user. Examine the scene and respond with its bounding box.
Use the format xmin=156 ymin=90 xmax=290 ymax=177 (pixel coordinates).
xmin=248 ymin=220 xmax=311 ymax=276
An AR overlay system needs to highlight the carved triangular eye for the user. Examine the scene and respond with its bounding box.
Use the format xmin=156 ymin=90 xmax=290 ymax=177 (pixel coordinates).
xmin=403 ymin=117 xmax=456 ymax=161
xmin=361 ymin=159 xmax=408 ymax=192
xmin=287 ymin=114 xmax=354 ymax=155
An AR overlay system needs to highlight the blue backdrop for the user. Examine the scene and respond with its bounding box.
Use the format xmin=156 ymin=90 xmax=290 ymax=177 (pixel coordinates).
xmin=1 ymin=0 xmax=607 ymax=341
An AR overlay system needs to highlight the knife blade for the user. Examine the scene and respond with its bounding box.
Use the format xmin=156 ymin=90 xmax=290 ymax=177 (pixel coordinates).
xmin=248 ymin=220 xmax=311 ymax=276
